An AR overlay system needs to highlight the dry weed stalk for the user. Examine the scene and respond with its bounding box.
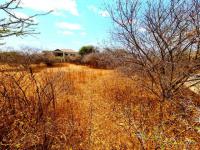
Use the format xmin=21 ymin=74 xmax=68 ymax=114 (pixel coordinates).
xmin=0 ymin=65 xmax=87 ymax=149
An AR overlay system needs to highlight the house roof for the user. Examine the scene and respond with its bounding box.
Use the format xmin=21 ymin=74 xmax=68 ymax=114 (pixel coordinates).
xmin=54 ymin=49 xmax=78 ymax=53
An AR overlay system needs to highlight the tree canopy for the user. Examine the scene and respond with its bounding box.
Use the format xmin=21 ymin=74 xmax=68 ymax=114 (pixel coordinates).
xmin=79 ymin=45 xmax=97 ymax=56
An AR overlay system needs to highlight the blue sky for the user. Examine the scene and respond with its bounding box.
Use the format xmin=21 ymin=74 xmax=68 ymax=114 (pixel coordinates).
xmin=2 ymin=0 xmax=112 ymax=51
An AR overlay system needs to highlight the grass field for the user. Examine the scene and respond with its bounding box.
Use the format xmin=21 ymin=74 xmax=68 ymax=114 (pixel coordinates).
xmin=0 ymin=63 xmax=199 ymax=149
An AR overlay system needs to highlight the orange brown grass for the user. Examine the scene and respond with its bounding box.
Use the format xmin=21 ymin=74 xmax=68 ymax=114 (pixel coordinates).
xmin=0 ymin=64 xmax=199 ymax=149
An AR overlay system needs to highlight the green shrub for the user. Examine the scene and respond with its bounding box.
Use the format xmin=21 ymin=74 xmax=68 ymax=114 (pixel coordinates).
xmin=79 ymin=45 xmax=97 ymax=56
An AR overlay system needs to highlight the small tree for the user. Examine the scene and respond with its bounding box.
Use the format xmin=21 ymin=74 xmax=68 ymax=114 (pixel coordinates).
xmin=107 ymin=0 xmax=200 ymax=147
xmin=79 ymin=45 xmax=97 ymax=56
xmin=107 ymin=0 xmax=200 ymax=101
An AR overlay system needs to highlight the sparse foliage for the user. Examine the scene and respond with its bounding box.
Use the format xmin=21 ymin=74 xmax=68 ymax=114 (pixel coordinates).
xmin=108 ymin=0 xmax=200 ymax=100
xmin=106 ymin=0 xmax=200 ymax=148
xmin=0 ymin=0 xmax=50 ymax=42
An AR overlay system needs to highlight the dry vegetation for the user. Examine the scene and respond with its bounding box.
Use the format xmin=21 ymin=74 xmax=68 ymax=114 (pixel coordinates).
xmin=0 ymin=63 xmax=199 ymax=149
xmin=0 ymin=0 xmax=200 ymax=149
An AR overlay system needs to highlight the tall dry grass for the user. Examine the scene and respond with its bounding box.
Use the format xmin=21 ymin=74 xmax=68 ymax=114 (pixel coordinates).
xmin=0 ymin=64 xmax=199 ymax=149
xmin=96 ymin=73 xmax=200 ymax=149
xmin=0 ymin=65 xmax=89 ymax=149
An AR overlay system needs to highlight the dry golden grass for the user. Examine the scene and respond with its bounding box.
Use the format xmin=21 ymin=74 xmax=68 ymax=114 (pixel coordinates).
xmin=0 ymin=63 xmax=199 ymax=149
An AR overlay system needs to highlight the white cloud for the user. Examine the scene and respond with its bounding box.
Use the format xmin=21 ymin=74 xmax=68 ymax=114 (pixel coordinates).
xmin=88 ymin=5 xmax=109 ymax=17
xmin=20 ymin=0 xmax=79 ymax=16
xmin=14 ymin=12 xmax=38 ymax=23
xmin=80 ymin=32 xmax=87 ymax=36
xmin=52 ymin=11 xmax=65 ymax=17
xmin=56 ymin=22 xmax=81 ymax=30
xmin=2 ymin=36 xmax=43 ymax=50
xmin=62 ymin=31 xmax=74 ymax=36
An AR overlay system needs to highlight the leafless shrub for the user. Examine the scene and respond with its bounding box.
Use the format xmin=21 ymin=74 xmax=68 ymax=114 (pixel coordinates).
xmin=107 ymin=0 xmax=200 ymax=100
xmin=0 ymin=51 xmax=58 ymax=69
xmin=0 ymin=66 xmax=87 ymax=149
xmin=67 ymin=55 xmax=82 ymax=64
xmin=106 ymin=0 xmax=200 ymax=139
xmin=81 ymin=49 xmax=134 ymax=69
